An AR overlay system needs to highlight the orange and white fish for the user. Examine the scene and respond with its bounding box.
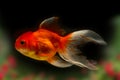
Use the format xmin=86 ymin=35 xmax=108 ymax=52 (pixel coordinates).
xmin=15 ymin=17 xmax=107 ymax=70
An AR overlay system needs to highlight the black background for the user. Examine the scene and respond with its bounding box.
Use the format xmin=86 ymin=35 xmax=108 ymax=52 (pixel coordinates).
xmin=1 ymin=2 xmax=117 ymax=42
xmin=0 ymin=2 xmax=119 ymax=76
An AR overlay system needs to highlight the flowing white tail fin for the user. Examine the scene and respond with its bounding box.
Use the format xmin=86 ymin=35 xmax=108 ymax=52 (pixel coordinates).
xmin=58 ymin=30 xmax=107 ymax=70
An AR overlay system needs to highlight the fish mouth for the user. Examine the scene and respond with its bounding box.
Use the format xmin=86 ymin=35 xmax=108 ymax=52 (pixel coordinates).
xmin=16 ymin=48 xmax=29 ymax=55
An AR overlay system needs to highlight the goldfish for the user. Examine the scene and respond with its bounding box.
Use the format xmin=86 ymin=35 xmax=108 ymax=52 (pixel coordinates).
xmin=15 ymin=17 xmax=107 ymax=70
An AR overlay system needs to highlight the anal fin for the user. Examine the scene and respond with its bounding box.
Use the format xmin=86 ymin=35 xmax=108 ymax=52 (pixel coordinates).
xmin=47 ymin=53 xmax=72 ymax=68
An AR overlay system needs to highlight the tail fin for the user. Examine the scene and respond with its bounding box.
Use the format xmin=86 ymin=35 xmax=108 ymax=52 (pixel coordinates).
xmin=58 ymin=30 xmax=107 ymax=70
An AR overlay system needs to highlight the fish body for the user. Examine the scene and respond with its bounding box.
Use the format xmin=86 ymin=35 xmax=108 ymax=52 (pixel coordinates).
xmin=15 ymin=17 xmax=107 ymax=70
xmin=15 ymin=29 xmax=61 ymax=60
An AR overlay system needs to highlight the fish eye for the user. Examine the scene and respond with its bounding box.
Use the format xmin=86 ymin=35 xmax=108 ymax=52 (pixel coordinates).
xmin=20 ymin=40 xmax=25 ymax=45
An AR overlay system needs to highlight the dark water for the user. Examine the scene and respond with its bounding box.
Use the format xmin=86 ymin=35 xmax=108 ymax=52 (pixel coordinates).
xmin=0 ymin=3 xmax=118 ymax=80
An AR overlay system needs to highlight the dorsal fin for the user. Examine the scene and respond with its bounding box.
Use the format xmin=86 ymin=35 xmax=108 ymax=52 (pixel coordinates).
xmin=39 ymin=17 xmax=65 ymax=35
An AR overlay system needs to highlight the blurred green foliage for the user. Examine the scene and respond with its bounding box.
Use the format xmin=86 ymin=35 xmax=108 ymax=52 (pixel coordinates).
xmin=1 ymin=15 xmax=120 ymax=80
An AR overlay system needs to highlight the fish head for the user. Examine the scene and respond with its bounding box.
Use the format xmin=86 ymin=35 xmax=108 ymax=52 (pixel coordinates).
xmin=15 ymin=31 xmax=56 ymax=61
xmin=15 ymin=31 xmax=34 ymax=55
